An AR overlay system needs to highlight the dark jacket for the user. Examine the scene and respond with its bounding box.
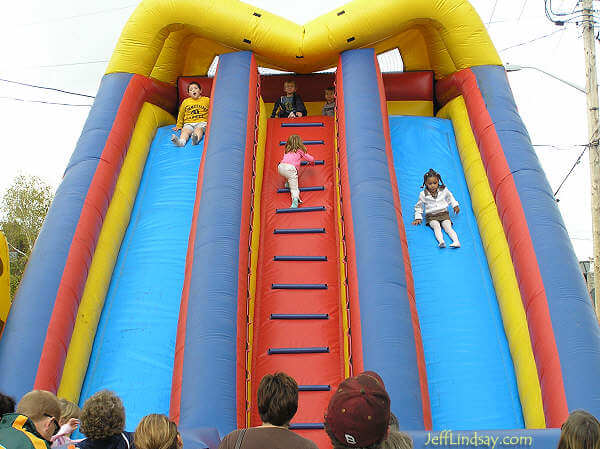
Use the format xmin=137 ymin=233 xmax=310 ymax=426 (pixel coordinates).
xmin=0 ymin=413 xmax=52 ymax=449
xmin=271 ymin=93 xmax=307 ymax=118
xmin=71 ymin=432 xmax=134 ymax=449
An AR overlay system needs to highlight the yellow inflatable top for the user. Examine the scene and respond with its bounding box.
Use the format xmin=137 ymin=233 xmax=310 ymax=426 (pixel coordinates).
xmin=107 ymin=0 xmax=502 ymax=83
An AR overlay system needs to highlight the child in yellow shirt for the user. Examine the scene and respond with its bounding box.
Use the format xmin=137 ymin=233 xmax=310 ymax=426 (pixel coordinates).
xmin=171 ymin=82 xmax=210 ymax=147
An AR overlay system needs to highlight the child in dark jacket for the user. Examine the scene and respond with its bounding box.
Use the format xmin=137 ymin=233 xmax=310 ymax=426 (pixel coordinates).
xmin=271 ymin=80 xmax=307 ymax=118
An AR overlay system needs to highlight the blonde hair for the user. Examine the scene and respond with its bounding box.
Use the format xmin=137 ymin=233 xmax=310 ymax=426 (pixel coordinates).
xmin=135 ymin=414 xmax=179 ymax=449
xmin=558 ymin=410 xmax=600 ymax=449
xmin=284 ymin=134 xmax=306 ymax=154
xmin=58 ymin=398 xmax=80 ymax=425
xmin=16 ymin=390 xmax=61 ymax=422
xmin=382 ymin=432 xmax=413 ymax=449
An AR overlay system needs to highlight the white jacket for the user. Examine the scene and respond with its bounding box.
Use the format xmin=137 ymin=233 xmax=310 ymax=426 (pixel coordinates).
xmin=414 ymin=187 xmax=459 ymax=220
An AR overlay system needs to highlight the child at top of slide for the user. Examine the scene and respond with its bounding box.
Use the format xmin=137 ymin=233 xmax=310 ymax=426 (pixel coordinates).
xmin=278 ymin=134 xmax=315 ymax=209
xmin=322 ymin=86 xmax=336 ymax=117
xmin=171 ymin=82 xmax=210 ymax=147
xmin=271 ymin=80 xmax=307 ymax=119
xmin=412 ymin=168 xmax=461 ymax=248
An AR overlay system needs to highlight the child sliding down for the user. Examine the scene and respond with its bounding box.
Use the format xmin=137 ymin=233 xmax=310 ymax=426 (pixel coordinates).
xmin=412 ymin=168 xmax=461 ymax=248
xmin=278 ymin=134 xmax=315 ymax=208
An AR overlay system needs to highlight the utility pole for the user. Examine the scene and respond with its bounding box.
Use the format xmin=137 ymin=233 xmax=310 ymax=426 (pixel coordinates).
xmin=581 ymin=0 xmax=600 ymax=319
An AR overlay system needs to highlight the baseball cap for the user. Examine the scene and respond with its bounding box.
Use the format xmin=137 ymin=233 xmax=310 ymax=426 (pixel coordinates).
xmin=324 ymin=372 xmax=391 ymax=447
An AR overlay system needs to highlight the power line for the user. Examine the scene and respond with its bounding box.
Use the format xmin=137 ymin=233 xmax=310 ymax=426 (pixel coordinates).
xmin=16 ymin=4 xmax=137 ymax=27
xmin=488 ymin=0 xmax=500 ymax=25
xmin=518 ymin=0 xmax=529 ymax=22
xmin=0 ymin=78 xmax=95 ymax=98
xmin=0 ymin=96 xmax=92 ymax=107
xmin=27 ymin=59 xmax=109 ymax=69
xmin=500 ymin=28 xmax=566 ymax=51
xmin=554 ymin=145 xmax=589 ymax=197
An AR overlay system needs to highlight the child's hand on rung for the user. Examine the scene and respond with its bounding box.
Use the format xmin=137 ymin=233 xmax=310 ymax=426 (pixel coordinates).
xmin=172 ymin=125 xmax=181 ymax=131
xmin=453 ymin=205 xmax=460 ymax=214
xmin=412 ymin=219 xmax=422 ymax=225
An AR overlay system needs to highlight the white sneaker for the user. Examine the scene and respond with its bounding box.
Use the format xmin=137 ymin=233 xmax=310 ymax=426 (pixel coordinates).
xmin=450 ymin=241 xmax=461 ymax=248
xmin=438 ymin=241 xmax=446 ymax=248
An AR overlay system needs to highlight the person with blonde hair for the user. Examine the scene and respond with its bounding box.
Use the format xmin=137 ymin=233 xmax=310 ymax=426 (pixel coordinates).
xmin=51 ymin=398 xmax=81 ymax=448
xmin=134 ymin=414 xmax=182 ymax=449
xmin=0 ymin=390 xmax=61 ymax=449
xmin=277 ymin=134 xmax=315 ymax=208
xmin=558 ymin=410 xmax=600 ymax=449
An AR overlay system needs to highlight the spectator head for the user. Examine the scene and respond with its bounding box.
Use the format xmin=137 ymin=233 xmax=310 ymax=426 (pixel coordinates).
xmin=325 ymin=372 xmax=391 ymax=449
xmin=79 ymin=390 xmax=125 ymax=439
xmin=324 ymin=86 xmax=335 ymax=103
xmin=0 ymin=392 xmax=15 ymax=416
xmin=57 ymin=398 xmax=81 ymax=426
xmin=16 ymin=390 xmax=61 ymax=442
xmin=389 ymin=412 xmax=399 ymax=432
xmin=283 ymin=80 xmax=297 ymax=95
xmin=381 ymin=432 xmax=413 ymax=449
xmin=257 ymin=372 xmax=298 ymax=426
xmin=135 ymin=414 xmax=182 ymax=449
xmin=558 ymin=410 xmax=600 ymax=449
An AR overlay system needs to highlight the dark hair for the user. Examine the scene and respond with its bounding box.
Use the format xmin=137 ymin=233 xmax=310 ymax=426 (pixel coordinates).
xmin=257 ymin=372 xmax=298 ymax=426
xmin=558 ymin=410 xmax=600 ymax=449
xmin=187 ymin=82 xmax=201 ymax=91
xmin=79 ymin=390 xmax=125 ymax=439
xmin=0 ymin=392 xmax=15 ymax=416
xmin=421 ymin=168 xmax=446 ymax=190
xmin=325 ymin=86 xmax=335 ymax=93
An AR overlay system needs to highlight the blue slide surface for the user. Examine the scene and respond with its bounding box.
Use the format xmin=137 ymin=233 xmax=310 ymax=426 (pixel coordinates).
xmin=389 ymin=116 xmax=524 ymax=430
xmin=79 ymin=126 xmax=203 ymax=428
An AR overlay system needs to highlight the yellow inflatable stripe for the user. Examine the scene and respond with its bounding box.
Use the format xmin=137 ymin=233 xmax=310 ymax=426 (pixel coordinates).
xmin=438 ymin=97 xmax=545 ymax=428
xmin=387 ymin=101 xmax=433 ymax=117
xmin=0 ymin=231 xmax=10 ymax=337
xmin=107 ymin=0 xmax=500 ymax=81
xmin=58 ymin=103 xmax=174 ymax=402
xmin=246 ymin=98 xmax=267 ymax=427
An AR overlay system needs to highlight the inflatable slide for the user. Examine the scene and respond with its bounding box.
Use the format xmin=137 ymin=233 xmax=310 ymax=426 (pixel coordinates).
xmin=1 ymin=1 xmax=600 ymax=448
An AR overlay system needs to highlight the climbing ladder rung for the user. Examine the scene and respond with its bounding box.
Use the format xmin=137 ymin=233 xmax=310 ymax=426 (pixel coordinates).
xmin=281 ymin=122 xmax=324 ymax=127
xmin=301 ymin=160 xmax=324 ymax=166
xmin=280 ymin=140 xmax=324 ymax=145
xmin=276 ymin=206 xmax=325 ymax=214
xmin=289 ymin=423 xmax=325 ymax=430
xmin=274 ymin=256 xmax=327 ymax=261
xmin=278 ymin=186 xmax=325 ymax=193
xmin=298 ymin=385 xmax=331 ymax=391
xmin=273 ymin=228 xmax=325 ymax=234
xmin=268 ymin=347 xmax=330 ymax=354
xmin=272 ymin=283 xmax=327 ymax=290
xmin=271 ymin=313 xmax=329 ymax=320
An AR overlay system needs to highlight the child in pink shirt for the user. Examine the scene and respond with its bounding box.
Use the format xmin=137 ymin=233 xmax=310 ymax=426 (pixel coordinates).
xmin=278 ymin=134 xmax=315 ymax=208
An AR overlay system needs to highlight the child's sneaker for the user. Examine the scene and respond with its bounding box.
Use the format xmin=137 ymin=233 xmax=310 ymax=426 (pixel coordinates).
xmin=450 ymin=241 xmax=461 ymax=248
xmin=192 ymin=134 xmax=199 ymax=145
xmin=171 ymin=134 xmax=182 ymax=146
xmin=438 ymin=241 xmax=446 ymax=248
xmin=291 ymin=198 xmax=299 ymax=208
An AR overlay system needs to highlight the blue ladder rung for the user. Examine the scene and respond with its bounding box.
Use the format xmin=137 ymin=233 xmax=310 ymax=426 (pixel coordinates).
xmin=280 ymin=140 xmax=324 ymax=145
xmin=274 ymin=256 xmax=327 ymax=261
xmin=277 ymin=186 xmax=325 ymax=193
xmin=276 ymin=206 xmax=325 ymax=213
xmin=274 ymin=228 xmax=325 ymax=234
xmin=298 ymin=385 xmax=331 ymax=391
xmin=301 ymin=160 xmax=324 ymax=165
xmin=281 ymin=122 xmax=324 ymax=127
xmin=268 ymin=347 xmax=329 ymax=354
xmin=272 ymin=283 xmax=327 ymax=289
xmin=289 ymin=423 xmax=325 ymax=430
xmin=271 ymin=314 xmax=329 ymax=320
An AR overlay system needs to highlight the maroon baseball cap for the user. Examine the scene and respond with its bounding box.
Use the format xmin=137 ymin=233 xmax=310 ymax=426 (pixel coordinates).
xmin=324 ymin=372 xmax=391 ymax=447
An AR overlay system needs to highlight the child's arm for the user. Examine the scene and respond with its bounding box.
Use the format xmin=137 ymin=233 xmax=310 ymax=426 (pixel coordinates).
xmin=412 ymin=192 xmax=425 ymax=225
xmin=271 ymin=99 xmax=281 ymax=118
xmin=300 ymin=150 xmax=315 ymax=164
xmin=294 ymin=94 xmax=307 ymax=117
xmin=445 ymin=189 xmax=460 ymax=214
xmin=173 ymin=99 xmax=186 ymax=130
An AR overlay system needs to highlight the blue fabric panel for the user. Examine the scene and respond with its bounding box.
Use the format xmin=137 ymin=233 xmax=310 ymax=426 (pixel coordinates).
xmin=390 ymin=116 xmax=523 ymax=429
xmin=406 ymin=429 xmax=560 ymax=449
xmin=180 ymin=51 xmax=252 ymax=437
xmin=472 ymin=65 xmax=600 ymax=416
xmin=79 ymin=126 xmax=203 ymax=430
xmin=340 ymin=49 xmax=425 ymax=429
xmin=0 ymin=73 xmax=132 ymax=400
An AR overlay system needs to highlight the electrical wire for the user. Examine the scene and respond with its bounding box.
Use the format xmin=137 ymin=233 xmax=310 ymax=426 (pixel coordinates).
xmin=0 ymin=96 xmax=92 ymax=107
xmin=16 ymin=4 xmax=138 ymax=27
xmin=488 ymin=0 xmax=499 ymax=25
xmin=518 ymin=0 xmax=529 ymax=22
xmin=500 ymin=28 xmax=566 ymax=51
xmin=27 ymin=59 xmax=109 ymax=69
xmin=554 ymin=145 xmax=589 ymax=196
xmin=0 ymin=78 xmax=95 ymax=98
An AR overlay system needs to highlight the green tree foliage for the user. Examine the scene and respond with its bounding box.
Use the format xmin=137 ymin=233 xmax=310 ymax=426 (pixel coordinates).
xmin=0 ymin=175 xmax=54 ymax=298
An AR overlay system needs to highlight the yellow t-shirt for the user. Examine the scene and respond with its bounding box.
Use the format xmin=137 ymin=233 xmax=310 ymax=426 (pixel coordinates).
xmin=176 ymin=96 xmax=210 ymax=128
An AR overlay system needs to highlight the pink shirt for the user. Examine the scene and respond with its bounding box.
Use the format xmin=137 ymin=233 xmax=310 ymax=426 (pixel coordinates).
xmin=280 ymin=150 xmax=315 ymax=169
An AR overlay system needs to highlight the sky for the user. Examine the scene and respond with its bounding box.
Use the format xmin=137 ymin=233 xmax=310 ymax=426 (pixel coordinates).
xmin=0 ymin=0 xmax=596 ymax=259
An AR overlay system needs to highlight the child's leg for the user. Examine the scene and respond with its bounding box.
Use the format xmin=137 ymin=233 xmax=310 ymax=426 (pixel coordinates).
xmin=179 ymin=127 xmax=193 ymax=145
xmin=191 ymin=127 xmax=205 ymax=144
xmin=277 ymin=164 xmax=299 ymax=202
xmin=429 ymin=220 xmax=445 ymax=247
xmin=441 ymin=219 xmax=460 ymax=247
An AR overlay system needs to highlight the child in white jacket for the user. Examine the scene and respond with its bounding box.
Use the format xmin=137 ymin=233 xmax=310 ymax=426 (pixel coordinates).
xmin=412 ymin=168 xmax=461 ymax=248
